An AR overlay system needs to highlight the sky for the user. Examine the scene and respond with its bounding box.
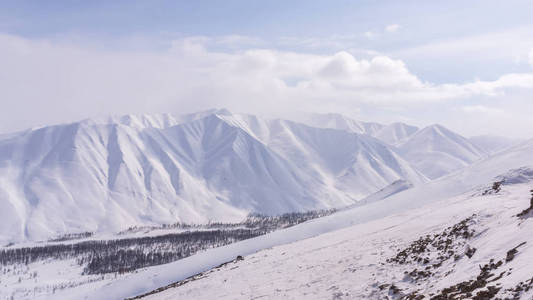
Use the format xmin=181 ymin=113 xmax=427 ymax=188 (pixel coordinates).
xmin=0 ymin=0 xmax=533 ymax=137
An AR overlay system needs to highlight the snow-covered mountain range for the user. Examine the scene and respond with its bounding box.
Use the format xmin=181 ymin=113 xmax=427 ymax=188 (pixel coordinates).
xmin=0 ymin=110 xmax=516 ymax=243
xmin=301 ymin=113 xmax=491 ymax=179
xmin=305 ymin=113 xmax=419 ymax=145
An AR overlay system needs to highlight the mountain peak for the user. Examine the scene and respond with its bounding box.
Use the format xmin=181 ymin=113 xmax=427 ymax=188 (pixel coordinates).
xmin=398 ymin=123 xmax=486 ymax=179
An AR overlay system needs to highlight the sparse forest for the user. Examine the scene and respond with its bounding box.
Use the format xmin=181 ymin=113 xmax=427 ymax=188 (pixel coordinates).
xmin=0 ymin=210 xmax=334 ymax=275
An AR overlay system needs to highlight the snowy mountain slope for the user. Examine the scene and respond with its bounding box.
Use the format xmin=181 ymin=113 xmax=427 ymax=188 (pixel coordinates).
xmin=397 ymin=124 xmax=487 ymax=179
xmin=0 ymin=111 xmax=426 ymax=243
xmin=216 ymin=115 xmax=427 ymax=198
xmin=373 ymin=122 xmax=419 ymax=146
xmin=470 ymin=134 xmax=524 ymax=154
xmin=0 ymin=114 xmax=309 ymax=243
xmin=264 ymin=120 xmax=427 ymax=198
xmin=159 ymin=114 xmax=332 ymax=213
xmin=0 ymin=118 xmax=251 ymax=243
xmin=68 ymin=138 xmax=533 ymax=300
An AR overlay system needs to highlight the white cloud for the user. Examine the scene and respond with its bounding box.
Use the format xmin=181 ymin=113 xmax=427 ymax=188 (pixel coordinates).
xmin=1 ymin=33 xmax=533 ymax=135
xmin=529 ymin=47 xmax=533 ymax=66
xmin=385 ymin=24 xmax=401 ymax=33
xmin=450 ymin=102 xmax=531 ymax=138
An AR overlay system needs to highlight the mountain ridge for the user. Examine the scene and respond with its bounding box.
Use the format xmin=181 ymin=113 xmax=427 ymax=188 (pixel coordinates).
xmin=397 ymin=123 xmax=487 ymax=179
xmin=0 ymin=111 xmax=427 ymax=243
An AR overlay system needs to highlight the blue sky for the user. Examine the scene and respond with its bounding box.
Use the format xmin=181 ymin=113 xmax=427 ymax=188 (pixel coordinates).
xmin=3 ymin=0 xmax=532 ymax=81
xmin=1 ymin=1 xmax=533 ymax=137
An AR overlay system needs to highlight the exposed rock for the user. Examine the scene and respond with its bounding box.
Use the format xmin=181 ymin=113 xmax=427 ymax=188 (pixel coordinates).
xmin=505 ymin=242 xmax=526 ymax=263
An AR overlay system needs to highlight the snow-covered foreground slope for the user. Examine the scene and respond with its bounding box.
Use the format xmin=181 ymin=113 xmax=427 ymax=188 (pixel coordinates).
xmin=63 ymin=168 xmax=533 ymax=300
xmin=0 ymin=110 xmax=426 ymax=243
xmin=49 ymin=139 xmax=533 ymax=300
xmin=139 ymin=181 xmax=533 ymax=300
xmin=397 ymin=124 xmax=487 ymax=179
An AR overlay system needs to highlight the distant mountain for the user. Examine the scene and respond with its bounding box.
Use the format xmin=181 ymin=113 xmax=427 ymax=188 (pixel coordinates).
xmin=397 ymin=124 xmax=486 ymax=179
xmin=469 ymin=135 xmax=523 ymax=154
xmin=293 ymin=115 xmax=518 ymax=179
xmin=373 ymin=122 xmax=419 ymax=146
xmin=0 ymin=111 xmax=427 ymax=243
xmin=302 ymin=113 xmax=421 ymax=146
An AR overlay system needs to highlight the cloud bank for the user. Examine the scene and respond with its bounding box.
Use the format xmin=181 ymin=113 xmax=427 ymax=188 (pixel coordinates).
xmin=0 ymin=33 xmax=532 ymax=136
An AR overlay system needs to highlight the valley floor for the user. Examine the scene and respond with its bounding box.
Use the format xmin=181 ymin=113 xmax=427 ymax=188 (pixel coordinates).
xmin=139 ymin=183 xmax=533 ymax=299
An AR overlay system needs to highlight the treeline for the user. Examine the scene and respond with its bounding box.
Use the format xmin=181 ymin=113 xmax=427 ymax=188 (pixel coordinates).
xmin=119 ymin=209 xmax=335 ymax=234
xmin=81 ymin=229 xmax=261 ymax=274
xmin=0 ymin=209 xmax=335 ymax=275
